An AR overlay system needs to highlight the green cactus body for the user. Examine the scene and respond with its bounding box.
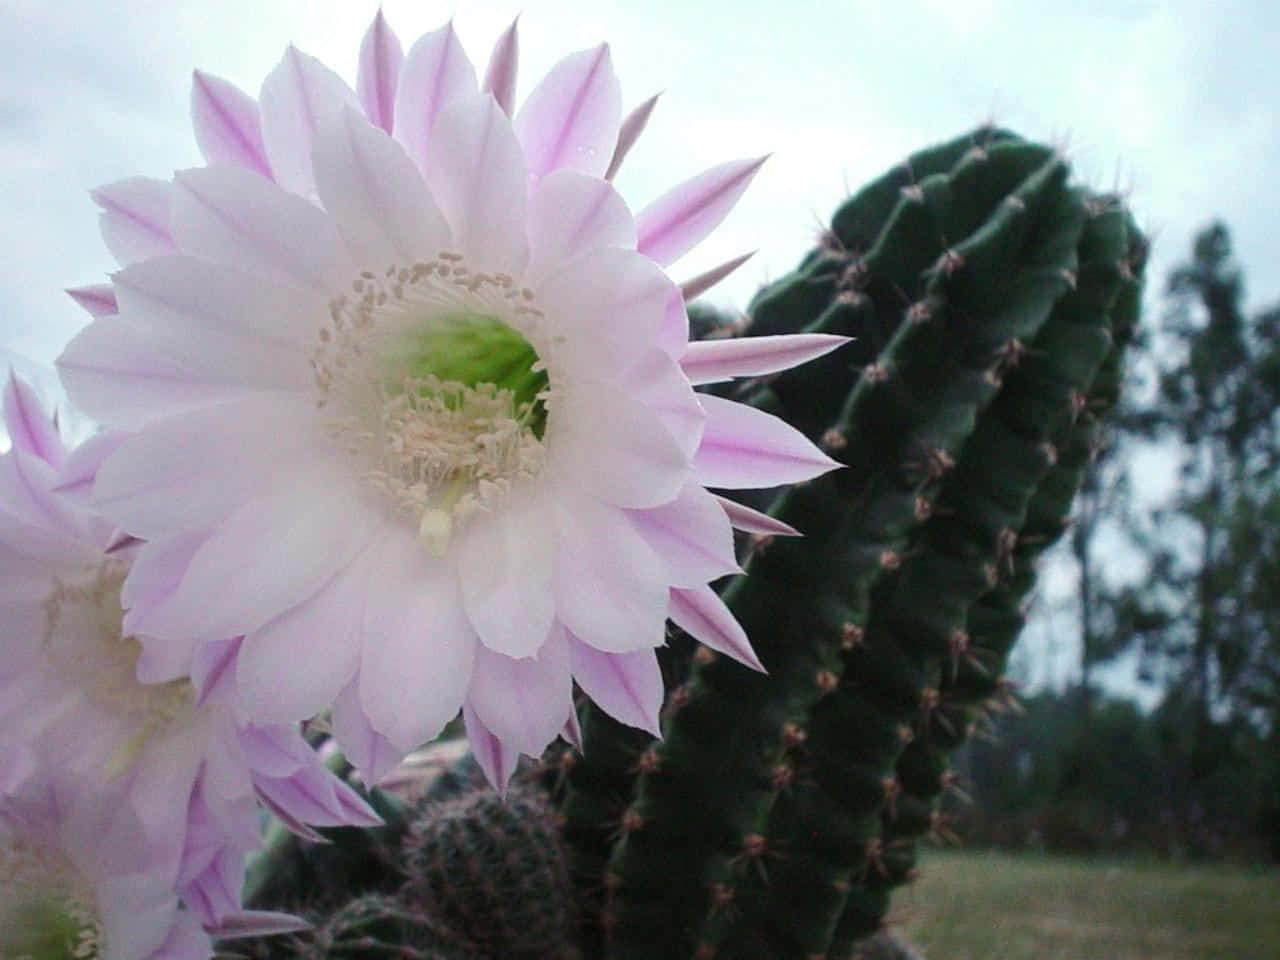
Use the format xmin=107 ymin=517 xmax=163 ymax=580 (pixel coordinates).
xmin=590 ymin=134 xmax=1094 ymax=960
xmin=401 ymin=780 xmax=577 ymax=960
xmin=289 ymin=894 xmax=472 ymax=960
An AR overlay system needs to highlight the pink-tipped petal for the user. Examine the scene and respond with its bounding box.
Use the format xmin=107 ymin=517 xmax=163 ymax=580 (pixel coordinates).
xmin=538 ymin=246 xmax=672 ymax=374
xmin=555 ymin=496 xmax=669 ymax=654
xmin=458 ymin=489 xmax=556 ymax=658
xmin=238 ymin=544 xmax=370 ymax=723
xmin=357 ymin=9 xmax=404 ymax=133
xmin=422 ymin=93 xmax=528 ymax=275
xmin=605 ymin=92 xmax=660 ymax=181
xmin=54 ymin=430 xmax=126 ymax=499
xmin=680 ymin=333 xmax=851 ymax=385
xmin=680 ymin=250 xmax=756 ymax=302
xmin=191 ymin=70 xmax=272 ymax=177
xmin=92 ymin=177 xmax=176 ymax=266
xmin=392 ymin=21 xmax=478 ymax=173
xmin=525 ymin=170 xmax=636 ymax=286
xmin=129 ymin=475 xmax=373 ymax=639
xmin=693 ymin=394 xmax=840 ymax=489
xmin=631 ymin=482 xmax=739 ymax=588
xmin=259 ymin=45 xmax=360 ymax=196
xmin=467 ymin=628 xmax=571 ymax=757
xmin=514 ymin=43 xmax=620 ymax=181
xmin=562 ymin=706 xmax=582 ymax=750
xmin=668 ymin=585 xmax=763 ymax=672
xmin=3 ymin=372 xmax=63 ymax=466
xmin=550 ymin=381 xmax=689 ymax=509
xmin=358 ymin=537 xmax=476 ymax=754
xmin=120 ymin=531 xmax=208 ymax=640
xmin=635 ymin=156 xmax=767 ymax=267
xmin=566 ymin=634 xmax=662 ymax=737
xmin=90 ymin=397 xmax=328 ymax=540
xmin=209 ymin=911 xmax=311 ymax=938
xmin=66 ymin=284 xmax=118 ymax=318
xmin=332 ymin=680 xmax=402 ymax=783
xmin=463 ymin=700 xmax=519 ymax=795
xmin=713 ymin=494 xmax=801 ymax=537
xmin=171 ymin=166 xmax=351 ymax=294
xmin=621 ymin=348 xmax=706 ymax=460
xmin=313 ymin=107 xmax=451 ymax=268
xmin=483 ymin=17 xmax=519 ymax=115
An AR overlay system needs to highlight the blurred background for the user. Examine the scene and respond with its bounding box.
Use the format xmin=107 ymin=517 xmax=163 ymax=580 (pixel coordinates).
xmin=1 ymin=2 xmax=1276 ymax=955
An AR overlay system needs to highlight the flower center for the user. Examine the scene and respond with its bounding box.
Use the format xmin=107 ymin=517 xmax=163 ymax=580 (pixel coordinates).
xmin=0 ymin=840 xmax=102 ymax=960
xmin=313 ymin=256 xmax=552 ymax=554
xmin=41 ymin=561 xmax=195 ymax=780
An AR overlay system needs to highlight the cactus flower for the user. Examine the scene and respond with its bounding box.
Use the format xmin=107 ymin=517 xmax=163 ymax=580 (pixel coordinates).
xmin=57 ymin=12 xmax=846 ymax=790
xmin=0 ymin=373 xmax=379 ymax=932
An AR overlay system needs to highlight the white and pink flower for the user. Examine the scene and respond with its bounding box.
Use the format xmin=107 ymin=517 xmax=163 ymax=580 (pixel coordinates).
xmin=0 ymin=373 xmax=379 ymax=936
xmin=58 ymin=12 xmax=846 ymax=790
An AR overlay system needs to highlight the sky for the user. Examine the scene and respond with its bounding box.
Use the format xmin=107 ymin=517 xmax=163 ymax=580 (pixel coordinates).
xmin=1 ymin=0 xmax=1276 ymax=696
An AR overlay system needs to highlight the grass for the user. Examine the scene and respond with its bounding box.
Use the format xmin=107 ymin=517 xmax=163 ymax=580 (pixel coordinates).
xmin=897 ymin=849 xmax=1280 ymax=960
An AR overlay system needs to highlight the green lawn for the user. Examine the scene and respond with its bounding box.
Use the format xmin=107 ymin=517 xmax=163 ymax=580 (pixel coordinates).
xmin=899 ymin=850 xmax=1280 ymax=960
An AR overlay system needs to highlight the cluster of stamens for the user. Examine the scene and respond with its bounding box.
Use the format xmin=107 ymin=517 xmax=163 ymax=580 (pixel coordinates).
xmin=312 ymin=255 xmax=553 ymax=552
xmin=0 ymin=838 xmax=102 ymax=959
xmin=41 ymin=561 xmax=194 ymax=779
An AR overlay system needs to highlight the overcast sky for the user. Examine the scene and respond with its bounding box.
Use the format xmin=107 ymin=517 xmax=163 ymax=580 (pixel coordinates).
xmin=1 ymin=0 xmax=1276 ymax=694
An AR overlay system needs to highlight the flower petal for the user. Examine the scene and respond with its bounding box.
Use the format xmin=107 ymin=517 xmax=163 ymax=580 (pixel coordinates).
xmin=548 ymin=381 xmax=689 ymax=509
xmin=92 ymin=177 xmax=176 ymax=266
xmin=357 ymin=9 xmax=404 ymax=133
xmin=693 ymin=393 xmax=840 ymax=489
xmin=514 ymin=43 xmax=620 ymax=181
xmin=422 ymin=93 xmax=528 ymax=275
xmin=680 ymin=333 xmax=851 ymax=385
xmin=3 ymin=372 xmax=63 ymax=466
xmin=259 ymin=45 xmax=360 ymax=196
xmin=713 ymin=494 xmax=800 ymax=537
xmin=537 ymin=246 xmax=673 ymax=373
xmin=120 ymin=531 xmax=208 ymax=642
xmin=170 ymin=165 xmax=352 ymax=294
xmin=191 ymin=70 xmax=272 ymax=177
xmin=555 ymin=495 xmax=668 ymax=653
xmin=66 ymin=284 xmax=118 ymax=318
xmin=359 ymin=534 xmax=476 ymax=753
xmin=605 ymin=92 xmax=660 ymax=181
xmin=313 ymin=107 xmax=452 ymax=268
xmin=138 ymin=478 xmax=374 ymax=640
xmin=620 ymin=349 xmax=705 ymax=460
xmin=680 ymin=250 xmax=755 ymax=302
xmin=392 ymin=21 xmax=478 ymax=173
xmin=668 ymin=585 xmax=763 ymax=672
xmin=54 ymin=430 xmax=126 ymax=503
xmin=630 ymin=482 xmax=739 ymax=587
xmin=635 ymin=156 xmax=767 ymax=267
xmin=482 ymin=17 xmax=520 ymax=116
xmin=467 ymin=626 xmax=570 ymax=757
xmin=566 ymin=633 xmax=662 ymax=736
xmin=463 ymin=700 xmax=519 ymax=795
xmin=237 ymin=541 xmax=374 ymax=723
xmin=457 ymin=487 xmax=556 ymax=658
xmin=332 ymin=680 xmax=401 ymax=782
xmin=525 ymin=170 xmax=635 ymax=286
xmin=90 ymin=396 xmax=332 ymax=540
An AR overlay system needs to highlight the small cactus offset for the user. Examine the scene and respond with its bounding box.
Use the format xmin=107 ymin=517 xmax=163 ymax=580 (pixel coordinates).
xmin=402 ymin=779 xmax=578 ymax=960
xmin=234 ymin=129 xmax=1146 ymax=960
xmin=285 ymin=894 xmax=472 ymax=960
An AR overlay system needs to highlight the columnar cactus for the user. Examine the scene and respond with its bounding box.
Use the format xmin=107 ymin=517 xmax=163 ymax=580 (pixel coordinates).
xmin=233 ymin=128 xmax=1146 ymax=960
xmin=558 ymin=127 xmax=1145 ymax=960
